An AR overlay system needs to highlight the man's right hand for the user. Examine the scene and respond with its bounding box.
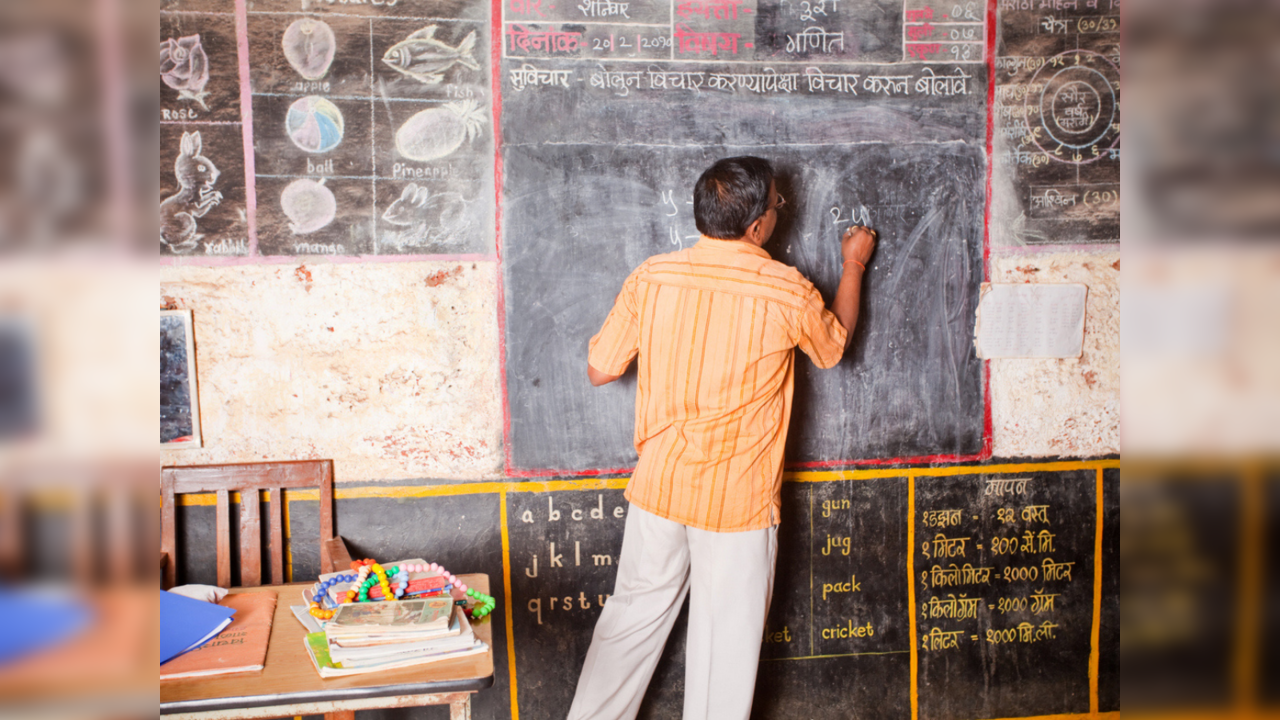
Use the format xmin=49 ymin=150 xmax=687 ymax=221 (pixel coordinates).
xmin=832 ymin=225 xmax=876 ymax=347
xmin=841 ymin=226 xmax=877 ymax=267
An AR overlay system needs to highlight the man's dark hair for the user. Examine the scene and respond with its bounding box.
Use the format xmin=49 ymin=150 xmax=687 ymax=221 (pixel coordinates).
xmin=693 ymin=156 xmax=774 ymax=239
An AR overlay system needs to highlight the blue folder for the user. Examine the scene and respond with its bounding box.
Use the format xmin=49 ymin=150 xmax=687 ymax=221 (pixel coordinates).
xmin=0 ymin=588 xmax=92 ymax=666
xmin=160 ymin=589 xmax=237 ymax=665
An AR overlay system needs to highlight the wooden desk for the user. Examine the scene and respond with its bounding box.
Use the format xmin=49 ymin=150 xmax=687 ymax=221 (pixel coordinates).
xmin=161 ymin=574 xmax=495 ymax=720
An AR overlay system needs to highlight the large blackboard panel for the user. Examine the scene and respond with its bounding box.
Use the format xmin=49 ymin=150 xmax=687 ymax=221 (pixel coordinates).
xmin=504 ymin=481 xmax=915 ymax=720
xmin=990 ymin=1 xmax=1121 ymax=245
xmin=914 ymin=471 xmax=1096 ymax=720
xmin=1120 ymin=473 xmax=1238 ymax=711
xmin=503 ymin=142 xmax=985 ymax=472
xmin=501 ymin=28 xmax=989 ymax=472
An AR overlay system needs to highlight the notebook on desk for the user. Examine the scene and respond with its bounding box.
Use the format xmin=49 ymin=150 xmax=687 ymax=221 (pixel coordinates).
xmin=161 ymin=592 xmax=277 ymax=680
xmin=159 ymin=590 xmax=237 ymax=665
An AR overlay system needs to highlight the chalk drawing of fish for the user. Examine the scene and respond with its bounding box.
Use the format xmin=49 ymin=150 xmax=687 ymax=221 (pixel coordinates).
xmin=381 ymin=26 xmax=478 ymax=85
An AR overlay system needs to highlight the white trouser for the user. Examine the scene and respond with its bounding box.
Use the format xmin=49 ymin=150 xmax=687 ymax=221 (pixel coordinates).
xmin=567 ymin=505 xmax=778 ymax=720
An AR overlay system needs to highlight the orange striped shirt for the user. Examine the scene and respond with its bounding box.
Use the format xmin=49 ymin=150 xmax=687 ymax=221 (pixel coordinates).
xmin=588 ymin=236 xmax=847 ymax=532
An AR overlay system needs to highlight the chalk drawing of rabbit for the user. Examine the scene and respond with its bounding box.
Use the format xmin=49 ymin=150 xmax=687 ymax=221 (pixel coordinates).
xmin=160 ymin=131 xmax=222 ymax=254
xmin=381 ymin=182 xmax=469 ymax=249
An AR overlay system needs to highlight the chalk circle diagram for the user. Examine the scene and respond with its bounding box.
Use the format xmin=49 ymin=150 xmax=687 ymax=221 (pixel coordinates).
xmin=1027 ymin=50 xmax=1119 ymax=164
xmin=282 ymin=18 xmax=337 ymax=80
xmin=286 ymin=95 xmax=344 ymax=153
xmin=280 ymin=178 xmax=337 ymax=234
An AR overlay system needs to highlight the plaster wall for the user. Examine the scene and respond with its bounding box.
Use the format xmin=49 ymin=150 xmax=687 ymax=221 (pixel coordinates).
xmin=988 ymin=251 xmax=1120 ymax=458
xmin=160 ymin=249 xmax=1121 ymax=479
xmin=159 ymin=261 xmax=503 ymax=481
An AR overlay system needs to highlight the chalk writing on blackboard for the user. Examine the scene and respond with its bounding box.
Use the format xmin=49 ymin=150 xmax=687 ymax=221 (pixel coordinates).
xmin=247 ymin=1 xmax=494 ymax=256
xmin=915 ymin=471 xmax=1095 ymax=719
xmin=992 ymin=0 xmax=1120 ymax=245
xmin=159 ymin=8 xmax=248 ymax=257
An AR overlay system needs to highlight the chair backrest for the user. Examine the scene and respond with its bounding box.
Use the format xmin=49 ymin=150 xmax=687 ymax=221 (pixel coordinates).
xmin=160 ymin=460 xmax=336 ymax=589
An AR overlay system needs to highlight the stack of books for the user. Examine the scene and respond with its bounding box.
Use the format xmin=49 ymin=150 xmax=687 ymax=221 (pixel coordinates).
xmin=294 ymin=563 xmax=487 ymax=678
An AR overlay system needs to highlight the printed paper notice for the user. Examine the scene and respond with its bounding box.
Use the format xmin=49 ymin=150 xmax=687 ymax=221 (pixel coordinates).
xmin=975 ymin=283 xmax=1087 ymax=358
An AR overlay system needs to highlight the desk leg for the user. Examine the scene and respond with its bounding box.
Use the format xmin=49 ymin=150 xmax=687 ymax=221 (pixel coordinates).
xmin=449 ymin=695 xmax=471 ymax=720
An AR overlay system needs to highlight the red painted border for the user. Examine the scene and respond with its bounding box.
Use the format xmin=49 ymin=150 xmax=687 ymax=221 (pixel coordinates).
xmin=495 ymin=0 xmax=516 ymax=478
xmin=234 ymin=0 xmax=258 ymax=256
xmin=982 ymin=0 xmax=998 ymax=460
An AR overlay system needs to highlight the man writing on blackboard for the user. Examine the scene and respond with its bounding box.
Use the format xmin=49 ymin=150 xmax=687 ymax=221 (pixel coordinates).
xmin=571 ymin=156 xmax=876 ymax=720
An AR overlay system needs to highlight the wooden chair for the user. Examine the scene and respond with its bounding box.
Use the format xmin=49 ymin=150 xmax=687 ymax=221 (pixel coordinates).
xmin=160 ymin=460 xmax=352 ymax=589
xmin=1 ymin=464 xmax=154 ymax=585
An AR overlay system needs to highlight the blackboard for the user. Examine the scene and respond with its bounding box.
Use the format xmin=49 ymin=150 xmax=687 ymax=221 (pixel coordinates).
xmin=1110 ymin=470 xmax=1239 ymax=711
xmin=160 ymin=0 xmax=495 ymax=258
xmin=160 ymin=10 xmax=249 ymax=256
xmin=914 ymin=470 xmax=1096 ymax=719
xmin=161 ymin=310 xmax=201 ymax=446
xmin=502 ymin=468 xmax=1111 ymax=720
xmin=0 ymin=319 xmax=37 ymax=440
xmin=169 ymin=463 xmax=1117 ymax=720
xmin=989 ymin=0 xmax=1121 ymax=245
xmin=501 ymin=21 xmax=990 ymax=471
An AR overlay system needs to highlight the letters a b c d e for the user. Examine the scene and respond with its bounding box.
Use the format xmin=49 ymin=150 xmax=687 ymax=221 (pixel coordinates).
xmin=520 ymin=495 xmax=627 ymax=523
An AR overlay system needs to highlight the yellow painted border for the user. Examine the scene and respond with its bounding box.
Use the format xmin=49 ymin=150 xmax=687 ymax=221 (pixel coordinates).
xmin=907 ymin=475 xmax=918 ymax=720
xmin=809 ymin=486 xmax=815 ymax=655
xmin=500 ymin=490 xmax=520 ymax=720
xmin=1235 ymin=465 xmax=1262 ymax=709
xmin=1089 ymin=469 xmax=1103 ymax=715
xmin=283 ymin=488 xmax=293 ymax=583
xmin=174 ymin=459 xmax=1121 ymax=506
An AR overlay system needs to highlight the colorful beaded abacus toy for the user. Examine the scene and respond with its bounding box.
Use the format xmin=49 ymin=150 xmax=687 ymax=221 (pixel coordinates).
xmin=308 ymin=558 xmax=497 ymax=621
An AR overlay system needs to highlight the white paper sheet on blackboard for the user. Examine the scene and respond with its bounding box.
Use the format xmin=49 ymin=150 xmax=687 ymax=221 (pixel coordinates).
xmin=975 ymin=283 xmax=1087 ymax=358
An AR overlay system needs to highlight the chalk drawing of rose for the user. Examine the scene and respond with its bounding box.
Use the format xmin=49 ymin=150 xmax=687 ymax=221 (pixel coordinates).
xmin=160 ymin=34 xmax=210 ymax=110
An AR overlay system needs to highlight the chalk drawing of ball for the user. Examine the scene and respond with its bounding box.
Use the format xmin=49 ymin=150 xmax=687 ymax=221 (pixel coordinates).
xmin=280 ymin=178 xmax=336 ymax=234
xmin=286 ymin=96 xmax=344 ymax=153
xmin=395 ymin=99 xmax=485 ymax=162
